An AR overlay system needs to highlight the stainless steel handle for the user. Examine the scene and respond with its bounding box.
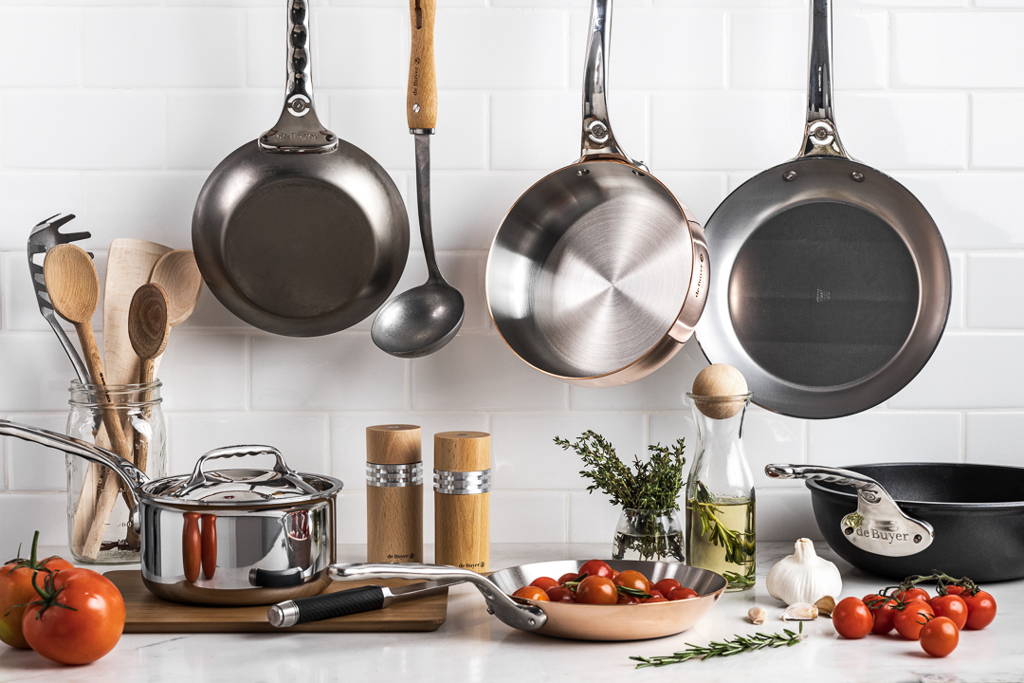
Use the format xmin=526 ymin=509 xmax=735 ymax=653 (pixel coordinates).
xmin=580 ymin=0 xmax=627 ymax=161
xmin=183 ymin=445 xmax=317 ymax=494
xmin=765 ymin=463 xmax=881 ymax=498
xmin=260 ymin=0 xmax=338 ymax=152
xmin=0 ymin=419 xmax=146 ymax=506
xmin=330 ymin=563 xmax=547 ymax=632
xmin=799 ymin=0 xmax=847 ymax=158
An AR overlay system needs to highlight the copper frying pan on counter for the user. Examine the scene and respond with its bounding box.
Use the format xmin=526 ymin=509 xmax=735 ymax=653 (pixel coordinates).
xmin=697 ymin=0 xmax=950 ymax=418
xmin=485 ymin=0 xmax=708 ymax=387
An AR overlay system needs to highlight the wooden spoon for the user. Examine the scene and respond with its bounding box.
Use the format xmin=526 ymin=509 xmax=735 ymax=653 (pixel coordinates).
xmin=44 ymin=244 xmax=134 ymax=558
xmin=149 ymin=250 xmax=202 ymax=327
xmin=128 ymin=283 xmax=170 ymax=475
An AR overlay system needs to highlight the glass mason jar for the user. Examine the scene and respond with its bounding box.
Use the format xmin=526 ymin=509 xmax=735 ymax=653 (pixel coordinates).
xmin=684 ymin=392 xmax=756 ymax=591
xmin=66 ymin=381 xmax=166 ymax=564
xmin=612 ymin=508 xmax=684 ymax=562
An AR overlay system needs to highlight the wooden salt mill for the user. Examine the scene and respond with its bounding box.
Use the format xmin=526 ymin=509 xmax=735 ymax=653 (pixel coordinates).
xmin=434 ymin=431 xmax=491 ymax=572
xmin=366 ymin=425 xmax=423 ymax=563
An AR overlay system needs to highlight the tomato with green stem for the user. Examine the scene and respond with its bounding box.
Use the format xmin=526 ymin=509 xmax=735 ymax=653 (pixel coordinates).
xmin=0 ymin=531 xmax=73 ymax=649
xmin=963 ymin=590 xmax=997 ymax=630
xmin=929 ymin=594 xmax=968 ymax=630
xmin=864 ymin=593 xmax=898 ymax=635
xmin=613 ymin=570 xmax=651 ymax=594
xmin=893 ymin=601 xmax=934 ymax=640
xmin=920 ymin=616 xmax=959 ymax=658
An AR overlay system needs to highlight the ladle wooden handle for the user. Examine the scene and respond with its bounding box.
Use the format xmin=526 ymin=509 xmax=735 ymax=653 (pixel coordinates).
xmin=407 ymin=0 xmax=437 ymax=130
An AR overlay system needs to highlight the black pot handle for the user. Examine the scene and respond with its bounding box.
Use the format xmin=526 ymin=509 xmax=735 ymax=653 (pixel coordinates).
xmin=267 ymin=586 xmax=385 ymax=628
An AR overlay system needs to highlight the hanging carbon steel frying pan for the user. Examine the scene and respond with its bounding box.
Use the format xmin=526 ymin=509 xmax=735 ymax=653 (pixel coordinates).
xmin=697 ymin=0 xmax=950 ymax=418
xmin=486 ymin=0 xmax=708 ymax=387
xmin=193 ymin=0 xmax=408 ymax=337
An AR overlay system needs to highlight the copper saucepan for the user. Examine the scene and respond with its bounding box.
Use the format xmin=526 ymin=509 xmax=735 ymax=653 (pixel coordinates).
xmin=333 ymin=560 xmax=726 ymax=641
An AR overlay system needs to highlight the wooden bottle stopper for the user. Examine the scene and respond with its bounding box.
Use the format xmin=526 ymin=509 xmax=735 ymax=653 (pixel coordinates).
xmin=690 ymin=364 xmax=750 ymax=419
xmin=433 ymin=431 xmax=490 ymax=573
xmin=366 ymin=425 xmax=423 ymax=563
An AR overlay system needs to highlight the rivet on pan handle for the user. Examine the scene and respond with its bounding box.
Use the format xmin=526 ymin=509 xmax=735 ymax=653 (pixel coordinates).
xmin=766 ymin=464 xmax=934 ymax=558
xmin=580 ymin=0 xmax=628 ymax=162
xmin=799 ymin=0 xmax=848 ymax=159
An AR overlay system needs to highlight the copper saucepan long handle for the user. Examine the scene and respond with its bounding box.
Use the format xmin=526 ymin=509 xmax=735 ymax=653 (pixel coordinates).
xmin=330 ymin=562 xmax=547 ymax=632
xmin=0 ymin=419 xmax=146 ymax=507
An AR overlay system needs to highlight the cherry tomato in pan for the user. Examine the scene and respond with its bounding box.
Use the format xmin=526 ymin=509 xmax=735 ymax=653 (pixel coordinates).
xmin=929 ymin=594 xmax=968 ymax=630
xmin=667 ymin=586 xmax=698 ymax=601
xmin=616 ymin=593 xmax=641 ymax=605
xmin=613 ymin=570 xmax=651 ymax=594
xmin=530 ymin=576 xmax=559 ymax=592
xmin=893 ymin=601 xmax=935 ymax=640
xmin=963 ymin=590 xmax=997 ymax=630
xmin=652 ymin=579 xmax=682 ymax=596
xmin=920 ymin=616 xmax=959 ymax=658
xmin=575 ymin=576 xmax=618 ymax=605
xmin=557 ymin=572 xmax=580 ymax=585
xmin=546 ymin=586 xmax=574 ymax=603
xmin=512 ymin=586 xmax=549 ymax=602
xmin=833 ymin=597 xmax=873 ymax=639
xmin=577 ymin=560 xmax=615 ymax=580
xmin=863 ymin=593 xmax=899 ymax=635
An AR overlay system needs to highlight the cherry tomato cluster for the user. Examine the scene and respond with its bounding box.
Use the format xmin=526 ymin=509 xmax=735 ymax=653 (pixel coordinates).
xmin=0 ymin=531 xmax=125 ymax=665
xmin=511 ymin=560 xmax=700 ymax=605
xmin=833 ymin=573 xmax=997 ymax=659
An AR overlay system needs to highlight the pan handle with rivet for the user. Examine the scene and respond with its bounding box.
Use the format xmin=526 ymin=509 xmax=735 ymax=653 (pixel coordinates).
xmin=800 ymin=0 xmax=847 ymax=159
xmin=766 ymin=463 xmax=934 ymax=558
xmin=259 ymin=0 xmax=337 ymax=153
xmin=330 ymin=563 xmax=547 ymax=632
xmin=580 ymin=0 xmax=627 ymax=161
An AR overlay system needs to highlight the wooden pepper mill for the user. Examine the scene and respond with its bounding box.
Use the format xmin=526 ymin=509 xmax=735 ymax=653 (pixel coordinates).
xmin=434 ymin=431 xmax=491 ymax=572
xmin=366 ymin=424 xmax=423 ymax=563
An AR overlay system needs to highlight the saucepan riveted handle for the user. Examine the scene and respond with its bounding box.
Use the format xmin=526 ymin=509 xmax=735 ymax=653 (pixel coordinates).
xmin=260 ymin=0 xmax=338 ymax=152
xmin=799 ymin=0 xmax=848 ymax=159
xmin=0 ymin=419 xmax=146 ymax=506
xmin=330 ymin=563 xmax=547 ymax=632
xmin=181 ymin=445 xmax=318 ymax=495
xmin=766 ymin=463 xmax=935 ymax=558
xmin=580 ymin=0 xmax=628 ymax=161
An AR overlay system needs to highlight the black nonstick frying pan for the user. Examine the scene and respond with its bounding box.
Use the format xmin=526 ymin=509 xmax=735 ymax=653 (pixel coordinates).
xmin=698 ymin=0 xmax=950 ymax=418
xmin=768 ymin=464 xmax=1024 ymax=582
xmin=193 ymin=0 xmax=409 ymax=337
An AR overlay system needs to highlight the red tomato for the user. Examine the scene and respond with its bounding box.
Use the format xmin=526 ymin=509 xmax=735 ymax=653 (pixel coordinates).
xmin=512 ymin=586 xmax=549 ymax=601
xmin=577 ymin=560 xmax=614 ymax=580
xmin=963 ymin=590 xmax=997 ymax=630
xmin=920 ymin=616 xmax=959 ymax=658
xmin=895 ymin=587 xmax=930 ymax=603
xmin=22 ymin=568 xmax=125 ymax=665
xmin=0 ymin=531 xmax=73 ymax=650
xmin=832 ymin=597 xmax=873 ymax=639
xmin=893 ymin=601 xmax=935 ymax=640
xmin=613 ymin=570 xmax=652 ymax=594
xmin=929 ymin=594 xmax=968 ymax=630
xmin=557 ymin=572 xmax=580 ymax=585
xmin=943 ymin=585 xmax=967 ymax=596
xmin=546 ymin=586 xmax=574 ymax=603
xmin=616 ymin=593 xmax=640 ymax=605
xmin=667 ymin=586 xmax=698 ymax=601
xmin=652 ymin=579 xmax=682 ymax=596
xmin=643 ymin=593 xmax=668 ymax=603
xmin=530 ymin=576 xmax=558 ymax=591
xmin=575 ymin=576 xmax=618 ymax=605
xmin=863 ymin=593 xmax=898 ymax=635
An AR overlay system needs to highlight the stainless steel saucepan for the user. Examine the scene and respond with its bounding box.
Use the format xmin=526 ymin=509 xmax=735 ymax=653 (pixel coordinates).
xmin=0 ymin=419 xmax=343 ymax=606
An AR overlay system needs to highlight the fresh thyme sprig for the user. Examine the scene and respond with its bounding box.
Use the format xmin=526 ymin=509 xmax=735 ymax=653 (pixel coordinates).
xmin=690 ymin=481 xmax=755 ymax=566
xmin=554 ymin=431 xmax=686 ymax=511
xmin=630 ymin=624 xmax=804 ymax=668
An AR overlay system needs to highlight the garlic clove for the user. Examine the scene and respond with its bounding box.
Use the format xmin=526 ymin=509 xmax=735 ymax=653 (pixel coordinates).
xmin=782 ymin=602 xmax=819 ymax=621
xmin=815 ymin=595 xmax=836 ymax=617
xmin=747 ymin=606 xmax=767 ymax=625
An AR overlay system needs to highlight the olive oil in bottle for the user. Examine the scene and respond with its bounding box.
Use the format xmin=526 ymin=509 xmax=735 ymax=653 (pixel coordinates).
xmin=685 ymin=364 xmax=757 ymax=591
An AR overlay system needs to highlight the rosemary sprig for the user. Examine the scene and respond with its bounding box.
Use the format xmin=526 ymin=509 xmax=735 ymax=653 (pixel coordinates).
xmin=689 ymin=481 xmax=755 ymax=566
xmin=630 ymin=624 xmax=804 ymax=668
xmin=722 ymin=568 xmax=756 ymax=590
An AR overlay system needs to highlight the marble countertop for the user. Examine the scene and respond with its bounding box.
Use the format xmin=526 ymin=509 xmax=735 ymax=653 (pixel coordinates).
xmin=0 ymin=542 xmax=1020 ymax=683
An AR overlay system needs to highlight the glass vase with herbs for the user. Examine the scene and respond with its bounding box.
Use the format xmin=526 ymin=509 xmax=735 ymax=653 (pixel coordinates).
xmin=555 ymin=430 xmax=686 ymax=562
xmin=685 ymin=365 xmax=757 ymax=591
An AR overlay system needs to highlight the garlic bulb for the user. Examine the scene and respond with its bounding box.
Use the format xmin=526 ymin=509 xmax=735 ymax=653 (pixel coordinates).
xmin=766 ymin=538 xmax=842 ymax=606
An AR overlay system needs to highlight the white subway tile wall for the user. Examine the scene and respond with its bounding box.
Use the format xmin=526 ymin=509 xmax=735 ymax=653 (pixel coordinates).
xmin=0 ymin=0 xmax=1021 ymax=552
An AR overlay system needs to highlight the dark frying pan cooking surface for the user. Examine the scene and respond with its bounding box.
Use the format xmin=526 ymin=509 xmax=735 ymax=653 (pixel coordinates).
xmin=729 ymin=201 xmax=919 ymax=388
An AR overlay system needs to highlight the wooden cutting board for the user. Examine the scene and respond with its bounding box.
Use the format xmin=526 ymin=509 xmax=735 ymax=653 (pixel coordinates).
xmin=105 ymin=571 xmax=449 ymax=633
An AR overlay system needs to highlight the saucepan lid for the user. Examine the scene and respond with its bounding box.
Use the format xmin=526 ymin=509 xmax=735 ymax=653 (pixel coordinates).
xmin=144 ymin=445 xmax=343 ymax=507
